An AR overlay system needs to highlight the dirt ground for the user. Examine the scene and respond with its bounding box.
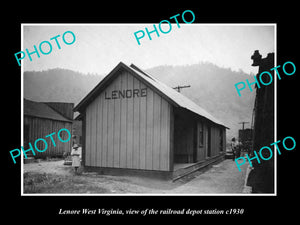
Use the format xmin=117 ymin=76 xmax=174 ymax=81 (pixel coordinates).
xmin=23 ymin=159 xmax=249 ymax=194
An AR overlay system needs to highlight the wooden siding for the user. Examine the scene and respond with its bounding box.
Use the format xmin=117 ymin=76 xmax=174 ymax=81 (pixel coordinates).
xmin=174 ymin=115 xmax=195 ymax=163
xmin=84 ymin=70 xmax=172 ymax=171
xmin=45 ymin=102 xmax=74 ymax=120
xmin=222 ymin=128 xmax=226 ymax=152
xmin=174 ymin=110 xmax=226 ymax=163
xmin=24 ymin=116 xmax=72 ymax=157
xmin=196 ymin=121 xmax=206 ymax=162
xmin=205 ymin=124 xmax=225 ymax=158
xmin=210 ymin=126 xmax=220 ymax=157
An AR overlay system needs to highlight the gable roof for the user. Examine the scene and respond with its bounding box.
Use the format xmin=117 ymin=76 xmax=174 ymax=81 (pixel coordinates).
xmin=74 ymin=62 xmax=228 ymax=128
xmin=24 ymin=99 xmax=72 ymax=122
xmin=44 ymin=102 xmax=74 ymax=120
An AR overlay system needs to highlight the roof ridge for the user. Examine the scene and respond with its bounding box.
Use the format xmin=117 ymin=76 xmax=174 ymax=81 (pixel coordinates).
xmin=44 ymin=102 xmax=72 ymax=121
xmin=128 ymin=64 xmax=227 ymax=128
xmin=24 ymin=99 xmax=72 ymax=122
xmin=129 ymin=64 xmax=156 ymax=81
xmin=43 ymin=102 xmax=74 ymax=120
xmin=74 ymin=62 xmax=228 ymax=128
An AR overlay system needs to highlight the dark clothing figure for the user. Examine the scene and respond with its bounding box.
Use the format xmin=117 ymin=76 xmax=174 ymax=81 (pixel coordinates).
xmin=235 ymin=141 xmax=241 ymax=158
xmin=231 ymin=138 xmax=236 ymax=161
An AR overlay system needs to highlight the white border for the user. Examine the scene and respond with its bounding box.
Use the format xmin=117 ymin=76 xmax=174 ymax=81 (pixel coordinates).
xmin=21 ymin=23 xmax=24 ymax=195
xmin=274 ymin=24 xmax=277 ymax=195
xmin=20 ymin=23 xmax=277 ymax=196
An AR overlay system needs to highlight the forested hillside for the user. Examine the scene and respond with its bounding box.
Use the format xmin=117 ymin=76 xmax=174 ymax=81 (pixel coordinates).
xmin=24 ymin=63 xmax=256 ymax=140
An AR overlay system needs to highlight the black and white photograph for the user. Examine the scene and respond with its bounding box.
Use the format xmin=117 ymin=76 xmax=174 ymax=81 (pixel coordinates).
xmin=20 ymin=24 xmax=275 ymax=195
xmin=4 ymin=5 xmax=298 ymax=220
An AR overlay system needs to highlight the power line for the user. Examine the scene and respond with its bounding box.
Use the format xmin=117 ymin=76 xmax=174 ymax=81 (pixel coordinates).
xmin=173 ymin=85 xmax=191 ymax=92
xmin=239 ymin=121 xmax=249 ymax=130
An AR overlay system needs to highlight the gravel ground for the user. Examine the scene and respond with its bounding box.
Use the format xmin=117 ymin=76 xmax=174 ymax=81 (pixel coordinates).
xmin=171 ymin=159 xmax=248 ymax=194
xmin=23 ymin=159 xmax=249 ymax=194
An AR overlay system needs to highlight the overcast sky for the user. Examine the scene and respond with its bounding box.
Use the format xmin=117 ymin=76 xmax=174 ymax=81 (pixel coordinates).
xmin=22 ymin=24 xmax=275 ymax=75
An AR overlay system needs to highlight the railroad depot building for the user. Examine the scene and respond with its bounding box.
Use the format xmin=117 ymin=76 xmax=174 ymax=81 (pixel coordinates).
xmin=74 ymin=62 xmax=228 ymax=179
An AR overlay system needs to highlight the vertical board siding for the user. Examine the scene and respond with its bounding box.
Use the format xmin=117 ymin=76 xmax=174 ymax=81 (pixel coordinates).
xmin=173 ymin=114 xmax=194 ymax=163
xmin=152 ymin=93 xmax=161 ymax=170
xmin=96 ymin=96 xmax=103 ymax=167
xmin=211 ymin=126 xmax=216 ymax=157
xmin=120 ymin=73 xmax=128 ymax=168
xmin=45 ymin=102 xmax=74 ymax=120
xmin=85 ymin=71 xmax=171 ymax=171
xmin=107 ymin=81 xmax=115 ymax=168
xmin=113 ymin=75 xmax=121 ymax=168
xmin=24 ymin=116 xmax=72 ymax=158
xmin=90 ymin=100 xmax=97 ymax=166
xmin=210 ymin=125 xmax=216 ymax=157
xmin=85 ymin=106 xmax=91 ymax=166
xmin=169 ymin=106 xmax=174 ymax=171
xmin=222 ymin=128 xmax=226 ymax=152
xmin=197 ymin=121 xmax=206 ymax=162
xmin=132 ymin=77 xmax=140 ymax=169
xmin=208 ymin=125 xmax=223 ymax=157
xmin=204 ymin=123 xmax=208 ymax=158
xmin=145 ymin=88 xmax=154 ymax=170
xmin=139 ymin=82 xmax=147 ymax=170
xmin=160 ymin=101 xmax=170 ymax=170
xmin=101 ymin=92 xmax=108 ymax=167
xmin=126 ymin=73 xmax=134 ymax=169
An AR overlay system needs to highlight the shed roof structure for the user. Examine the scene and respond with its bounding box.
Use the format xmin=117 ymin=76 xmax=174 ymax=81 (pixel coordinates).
xmin=23 ymin=99 xmax=73 ymax=158
xmin=24 ymin=99 xmax=72 ymax=122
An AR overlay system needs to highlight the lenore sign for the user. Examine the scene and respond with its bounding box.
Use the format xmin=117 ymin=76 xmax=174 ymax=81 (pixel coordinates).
xmin=104 ymin=88 xmax=147 ymax=100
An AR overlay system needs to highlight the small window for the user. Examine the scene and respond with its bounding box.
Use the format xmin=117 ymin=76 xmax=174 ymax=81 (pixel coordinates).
xmin=198 ymin=123 xmax=204 ymax=147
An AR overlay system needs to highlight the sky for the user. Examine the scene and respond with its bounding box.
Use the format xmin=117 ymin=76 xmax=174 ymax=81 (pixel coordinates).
xmin=22 ymin=24 xmax=275 ymax=75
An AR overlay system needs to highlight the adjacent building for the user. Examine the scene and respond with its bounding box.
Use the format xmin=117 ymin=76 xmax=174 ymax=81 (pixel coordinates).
xmin=24 ymin=99 xmax=73 ymax=158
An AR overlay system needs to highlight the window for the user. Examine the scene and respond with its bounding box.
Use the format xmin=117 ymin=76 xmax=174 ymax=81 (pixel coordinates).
xmin=198 ymin=122 xmax=204 ymax=147
xmin=207 ymin=126 xmax=211 ymax=157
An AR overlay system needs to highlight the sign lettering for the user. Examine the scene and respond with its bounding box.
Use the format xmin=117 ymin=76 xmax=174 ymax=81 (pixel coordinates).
xmin=104 ymin=88 xmax=147 ymax=100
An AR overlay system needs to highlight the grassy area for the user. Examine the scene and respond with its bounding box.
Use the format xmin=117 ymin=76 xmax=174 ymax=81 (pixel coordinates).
xmin=23 ymin=159 xmax=248 ymax=194
xmin=23 ymin=172 xmax=110 ymax=194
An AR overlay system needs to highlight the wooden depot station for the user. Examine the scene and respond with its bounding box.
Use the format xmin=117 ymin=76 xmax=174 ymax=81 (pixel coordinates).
xmin=74 ymin=62 xmax=228 ymax=180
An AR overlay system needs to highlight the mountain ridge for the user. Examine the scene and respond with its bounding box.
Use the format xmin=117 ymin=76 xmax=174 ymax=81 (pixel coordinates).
xmin=24 ymin=62 xmax=256 ymax=141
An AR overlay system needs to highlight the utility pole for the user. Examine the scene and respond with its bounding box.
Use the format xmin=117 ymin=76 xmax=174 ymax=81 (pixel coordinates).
xmin=173 ymin=85 xmax=191 ymax=92
xmin=239 ymin=121 xmax=249 ymax=130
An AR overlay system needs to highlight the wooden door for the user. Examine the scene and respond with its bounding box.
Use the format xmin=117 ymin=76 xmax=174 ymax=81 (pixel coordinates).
xmin=207 ymin=125 xmax=211 ymax=157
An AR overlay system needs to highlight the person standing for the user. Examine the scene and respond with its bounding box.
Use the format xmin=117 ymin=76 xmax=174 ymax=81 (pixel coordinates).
xmin=231 ymin=137 xmax=236 ymax=161
xmin=71 ymin=144 xmax=81 ymax=174
xmin=236 ymin=138 xmax=242 ymax=158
